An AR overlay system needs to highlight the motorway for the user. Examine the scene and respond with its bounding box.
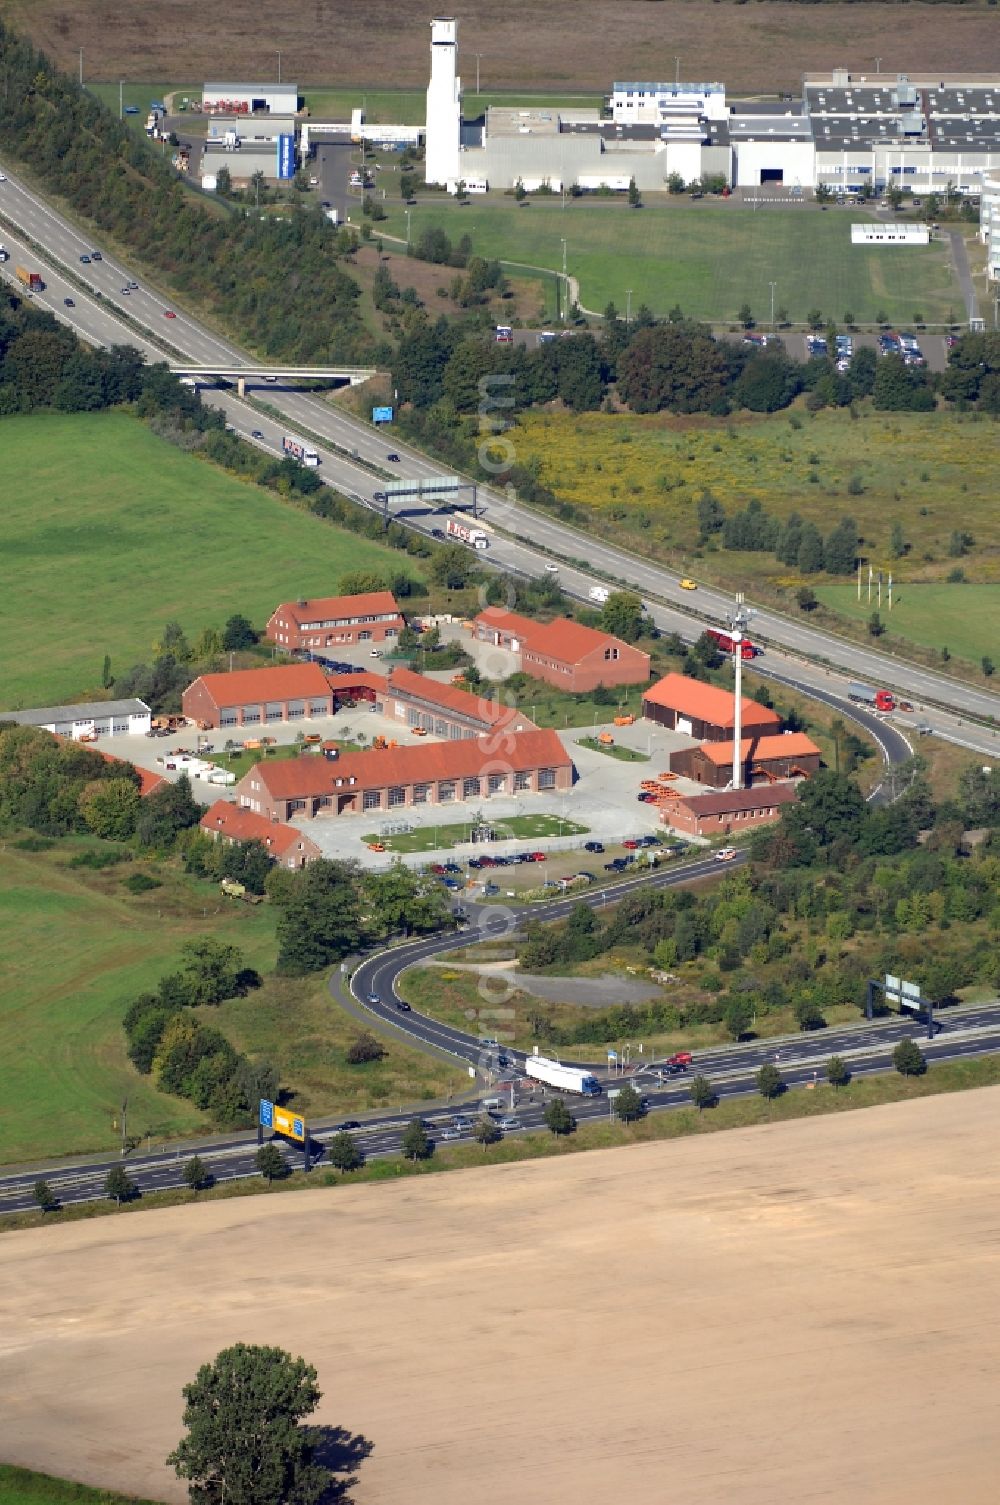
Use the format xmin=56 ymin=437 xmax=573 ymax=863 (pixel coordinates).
xmin=2 ymin=161 xmax=999 ymax=741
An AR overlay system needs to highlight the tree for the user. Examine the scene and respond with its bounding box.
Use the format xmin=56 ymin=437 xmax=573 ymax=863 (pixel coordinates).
xmin=868 ymin=611 xmax=885 ymax=638
xmin=826 ymin=1055 xmax=851 ymax=1089
xmin=892 ymin=1038 xmax=927 ymax=1077
xmin=79 ymin=777 xmax=141 ymax=840
xmin=983 ymin=656 xmax=995 ymax=679
xmin=183 ymin=1155 xmax=210 ymax=1194
xmin=222 ymin=614 xmax=258 ymax=651
xmin=796 ymin=522 xmax=824 ymax=574
xmin=105 ymin=1165 xmax=136 ymax=1205
xmin=723 ymin=997 xmax=754 ymax=1040
xmin=33 ymin=1179 xmax=57 ymax=1213
xmin=689 ymin=1075 xmax=717 ymax=1112
xmin=796 ymin=586 xmax=818 ymax=613
xmin=890 ymin=520 xmax=907 ymax=559
xmin=738 ymin=302 xmax=753 ymax=328
xmin=255 ymin=1143 xmax=289 ymax=1183
xmin=755 ymin=1062 xmax=784 ymax=1100
xmin=327 ymin=1131 xmax=364 ymax=1172
xmin=599 ymin=590 xmax=645 ymax=644
xmin=794 ymin=998 xmax=826 ymax=1031
xmin=345 ymin=1031 xmax=386 ymax=1065
xmin=628 ymin=176 xmax=641 ymax=208
xmin=614 ymin=1083 xmax=644 ymax=1122
xmin=429 ymin=543 xmax=477 ymax=589
xmin=543 ymin=1097 xmax=576 ymax=1135
xmin=474 ymin=1114 xmax=502 ymax=1149
xmin=167 ymin=1343 xmax=328 ymax=1505
xmin=401 ymin=1118 xmax=432 ymax=1160
xmin=274 ymin=860 xmax=362 ymax=975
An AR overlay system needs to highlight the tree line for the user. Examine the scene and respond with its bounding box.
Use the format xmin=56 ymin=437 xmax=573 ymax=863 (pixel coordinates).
xmin=0 ymin=20 xmax=372 ymax=364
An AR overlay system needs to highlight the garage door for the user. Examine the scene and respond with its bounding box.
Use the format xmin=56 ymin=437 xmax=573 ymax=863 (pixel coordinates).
xmin=676 ymin=716 xmax=693 ymax=736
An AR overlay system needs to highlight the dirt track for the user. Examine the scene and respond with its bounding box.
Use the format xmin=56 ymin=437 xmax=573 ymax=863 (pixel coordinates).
xmin=3 ymin=1088 xmax=1000 ymax=1503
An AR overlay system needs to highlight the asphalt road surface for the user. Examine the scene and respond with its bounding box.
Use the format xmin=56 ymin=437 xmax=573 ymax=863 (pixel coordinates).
xmin=2 ymin=162 xmax=998 ymax=734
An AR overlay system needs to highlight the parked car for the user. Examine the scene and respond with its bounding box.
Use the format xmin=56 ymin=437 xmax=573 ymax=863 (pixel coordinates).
xmin=715 ymin=847 xmax=737 ymax=862
xmin=529 ymin=851 xmax=546 ymax=862
xmin=584 ymin=840 xmax=604 ymax=853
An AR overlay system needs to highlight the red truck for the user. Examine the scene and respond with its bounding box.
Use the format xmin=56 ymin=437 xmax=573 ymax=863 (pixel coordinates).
xmin=848 ymin=681 xmax=895 ymax=712
xmin=707 ymin=628 xmax=758 ymax=659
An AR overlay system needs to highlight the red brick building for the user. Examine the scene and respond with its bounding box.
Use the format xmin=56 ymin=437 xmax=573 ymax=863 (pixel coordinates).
xmin=670 ymin=732 xmax=822 ymax=789
xmin=642 ymin=673 xmax=782 ymax=742
xmin=472 ymin=610 xmax=649 ymax=693
xmin=182 ymin=664 xmax=336 ymax=730
xmin=380 ymin=667 xmax=536 ymax=740
xmin=199 ymin=800 xmax=321 ymax=868
xmin=235 ymin=728 xmax=573 ymax=822
xmin=663 ymin=784 xmax=799 ymax=839
xmin=266 ymin=591 xmax=404 ymax=652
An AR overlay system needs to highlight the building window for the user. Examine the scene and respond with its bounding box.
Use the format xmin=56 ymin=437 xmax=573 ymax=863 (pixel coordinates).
xmin=359 ymin=630 xmax=372 ymax=641
xmin=434 ymin=719 xmax=447 ymax=737
xmin=514 ymin=771 xmax=531 ymax=791
xmin=363 ymin=789 xmax=381 ymax=811
xmin=407 ymin=707 xmax=420 ymax=727
xmin=604 ymin=646 xmax=620 ymax=661
xmin=388 ymin=785 xmax=406 ymax=808
xmin=538 ymin=768 xmax=556 ymax=790
xmin=438 ymin=781 xmax=456 ymax=803
xmin=463 ymin=776 xmax=481 ymax=799
xmin=413 ymin=782 xmax=431 ymax=804
xmin=487 ymin=773 xmax=506 ymax=795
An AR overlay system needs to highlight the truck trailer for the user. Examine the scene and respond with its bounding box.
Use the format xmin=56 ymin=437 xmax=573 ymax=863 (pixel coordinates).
xmin=706 ymin=628 xmax=758 ymax=660
xmin=282 ymin=435 xmax=320 ymax=467
xmin=847 ymin=681 xmax=895 ymax=712
xmin=588 ymin=584 xmax=611 ymax=605
xmin=445 ymin=517 xmax=489 ymax=550
xmin=523 ymin=1055 xmax=602 ymax=1096
xmin=15 ymin=265 xmax=43 ymax=292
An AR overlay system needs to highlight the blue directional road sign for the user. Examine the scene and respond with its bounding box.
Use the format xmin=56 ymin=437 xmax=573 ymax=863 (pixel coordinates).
xmin=372 ymin=405 xmax=394 ymax=424
xmin=259 ymin=1098 xmax=275 ymax=1129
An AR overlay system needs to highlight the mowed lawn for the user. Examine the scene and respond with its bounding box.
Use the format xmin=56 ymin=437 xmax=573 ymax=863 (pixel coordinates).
xmin=0 ymin=845 xmax=278 ymax=1164
xmin=815 ymin=584 xmax=1000 ymax=667
xmin=0 ymin=413 xmax=423 ymax=710
xmin=382 ymin=200 xmax=961 ymax=324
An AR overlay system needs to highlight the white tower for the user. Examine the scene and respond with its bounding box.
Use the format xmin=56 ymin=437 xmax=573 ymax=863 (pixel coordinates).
xmin=425 ymin=16 xmax=462 ymax=187
xmin=729 ymin=593 xmax=754 ymax=790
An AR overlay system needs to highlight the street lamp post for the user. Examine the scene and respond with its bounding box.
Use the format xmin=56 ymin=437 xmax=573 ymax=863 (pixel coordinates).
xmin=769 ymin=280 xmax=777 ymax=330
xmin=277 ymin=51 xmax=282 ymax=84
xmin=475 ymin=53 xmax=482 ymax=97
xmin=626 ymin=288 xmax=632 ymax=326
xmin=561 ymin=238 xmax=568 ymax=322
xmin=874 ymin=56 xmax=882 ymax=74
xmin=406 ymin=207 xmax=411 ymax=248
xmin=79 ymin=49 xmax=84 ymax=86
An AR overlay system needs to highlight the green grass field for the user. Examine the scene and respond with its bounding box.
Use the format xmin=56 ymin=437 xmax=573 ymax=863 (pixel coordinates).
xmin=0 ymin=842 xmax=277 ymax=1163
xmin=0 ymin=1465 xmax=162 ymax=1505
xmin=359 ymin=812 xmax=589 ymax=852
xmin=0 ymin=413 xmax=425 ymax=710
xmin=815 ymin=583 xmax=1000 ymax=667
xmin=302 ymin=87 xmax=603 ymax=125
xmin=380 ymin=199 xmax=961 ymax=324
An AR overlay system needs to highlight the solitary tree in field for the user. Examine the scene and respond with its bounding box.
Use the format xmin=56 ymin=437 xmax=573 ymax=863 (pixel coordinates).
xmin=105 ymin=1165 xmax=136 ymax=1205
xmin=543 ymin=1098 xmax=576 ymax=1136
xmin=474 ymin=1115 xmax=502 ymax=1150
xmin=756 ymin=1063 xmax=784 ymax=1100
xmin=255 ymin=1143 xmax=288 ymax=1184
xmin=33 ymin=1179 xmax=57 ymax=1213
xmin=401 ymin=1118 xmax=432 ymax=1161
xmin=167 ymin=1344 xmax=329 ymax=1505
xmin=614 ymin=1083 xmax=644 ymax=1122
xmin=826 ymin=1056 xmax=851 ymax=1090
xmin=327 ymin=1132 xmax=364 ymax=1173
xmin=689 ymin=1075 xmax=717 ymax=1113
xmin=183 ymin=1156 xmax=210 ymax=1195
xmin=892 ymin=1039 xmax=927 ymax=1077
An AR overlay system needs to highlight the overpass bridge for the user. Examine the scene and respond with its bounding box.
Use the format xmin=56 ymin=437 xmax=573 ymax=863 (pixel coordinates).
xmin=169 ymin=365 xmax=377 ymax=395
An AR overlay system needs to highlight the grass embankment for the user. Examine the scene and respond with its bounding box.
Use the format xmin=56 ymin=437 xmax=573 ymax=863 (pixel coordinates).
xmin=577 ymin=735 xmax=649 ymax=761
xmin=0 ymin=1464 xmax=162 ymax=1505
xmin=0 ymin=413 xmax=427 ymax=710
xmin=0 ymin=840 xmax=462 ymax=1163
xmin=7 ymin=1052 xmax=1000 ymax=1235
xmin=512 ymin=408 xmax=1000 ymax=663
xmin=359 ymin=813 xmax=589 ymax=852
xmin=379 ymin=200 xmax=961 ymax=324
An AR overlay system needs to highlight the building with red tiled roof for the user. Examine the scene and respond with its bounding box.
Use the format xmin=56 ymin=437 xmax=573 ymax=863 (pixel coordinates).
xmin=642 ymin=672 xmax=782 ymax=742
xmin=472 ymin=609 xmax=649 ymax=693
xmin=182 ymin=663 xmax=337 ymax=730
xmin=663 ymin=783 xmax=799 ymax=839
xmin=199 ymin=800 xmax=321 ymax=868
xmin=266 ymin=591 xmax=404 ymax=652
xmin=235 ymin=728 xmax=573 ymax=822
xmin=380 ymin=667 xmax=536 ymax=739
xmin=670 ymin=732 xmax=821 ymax=789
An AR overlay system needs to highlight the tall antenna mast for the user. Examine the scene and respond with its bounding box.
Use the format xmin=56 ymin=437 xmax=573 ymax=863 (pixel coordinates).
xmin=728 ymin=593 xmax=754 ymax=790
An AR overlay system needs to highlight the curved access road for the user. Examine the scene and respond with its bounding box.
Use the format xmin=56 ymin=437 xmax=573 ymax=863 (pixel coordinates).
xmin=2 ymin=162 xmax=999 ymax=733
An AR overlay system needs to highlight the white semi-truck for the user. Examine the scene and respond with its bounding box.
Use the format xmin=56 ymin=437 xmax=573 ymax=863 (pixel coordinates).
xmin=523 ymin=1056 xmax=602 ymax=1096
xmin=283 ymin=435 xmax=320 ymax=467
xmin=445 ymin=517 xmax=489 ymax=550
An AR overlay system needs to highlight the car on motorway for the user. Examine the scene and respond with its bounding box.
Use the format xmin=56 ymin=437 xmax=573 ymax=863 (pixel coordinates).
xmin=251 ymin=429 xmax=263 ymax=439
xmin=164 ymin=309 xmax=176 ymax=318
xmin=395 ymin=999 xmax=412 ymax=1012
xmin=373 ymin=491 xmax=387 ymax=502
xmin=79 ymin=254 xmax=91 ymax=264
xmin=544 ymin=562 xmax=560 ymax=573
xmin=431 ymin=527 xmax=445 ymax=539
xmin=336 ymin=1120 xmax=361 ymax=1131
xmin=499 ymin=1116 xmax=521 ymax=1131
xmin=679 ymin=578 xmax=697 ymax=590
xmin=127 ymin=280 xmax=139 ymax=290
xmin=452 ymin=1114 xmax=472 ymax=1129
xmin=366 ymin=991 xmax=381 ymax=1004
xmin=120 ymin=286 xmax=131 ymax=295
xmin=90 ymin=250 xmax=102 ymax=260
xmin=63 ymin=297 xmax=75 ymax=307
xmin=715 ymin=847 xmax=737 ymax=862
xmin=898 ymin=699 xmax=914 ymax=712
xmin=584 ymin=840 xmax=604 ymax=853
xmin=0 ymin=173 xmax=6 ymax=182
xmin=386 ymin=452 xmax=400 ymax=462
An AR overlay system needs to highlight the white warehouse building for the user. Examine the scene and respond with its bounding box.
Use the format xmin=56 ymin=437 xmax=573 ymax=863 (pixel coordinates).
xmin=981 ymin=171 xmax=1000 ymax=280
xmin=202 ymin=81 xmax=299 ymax=116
